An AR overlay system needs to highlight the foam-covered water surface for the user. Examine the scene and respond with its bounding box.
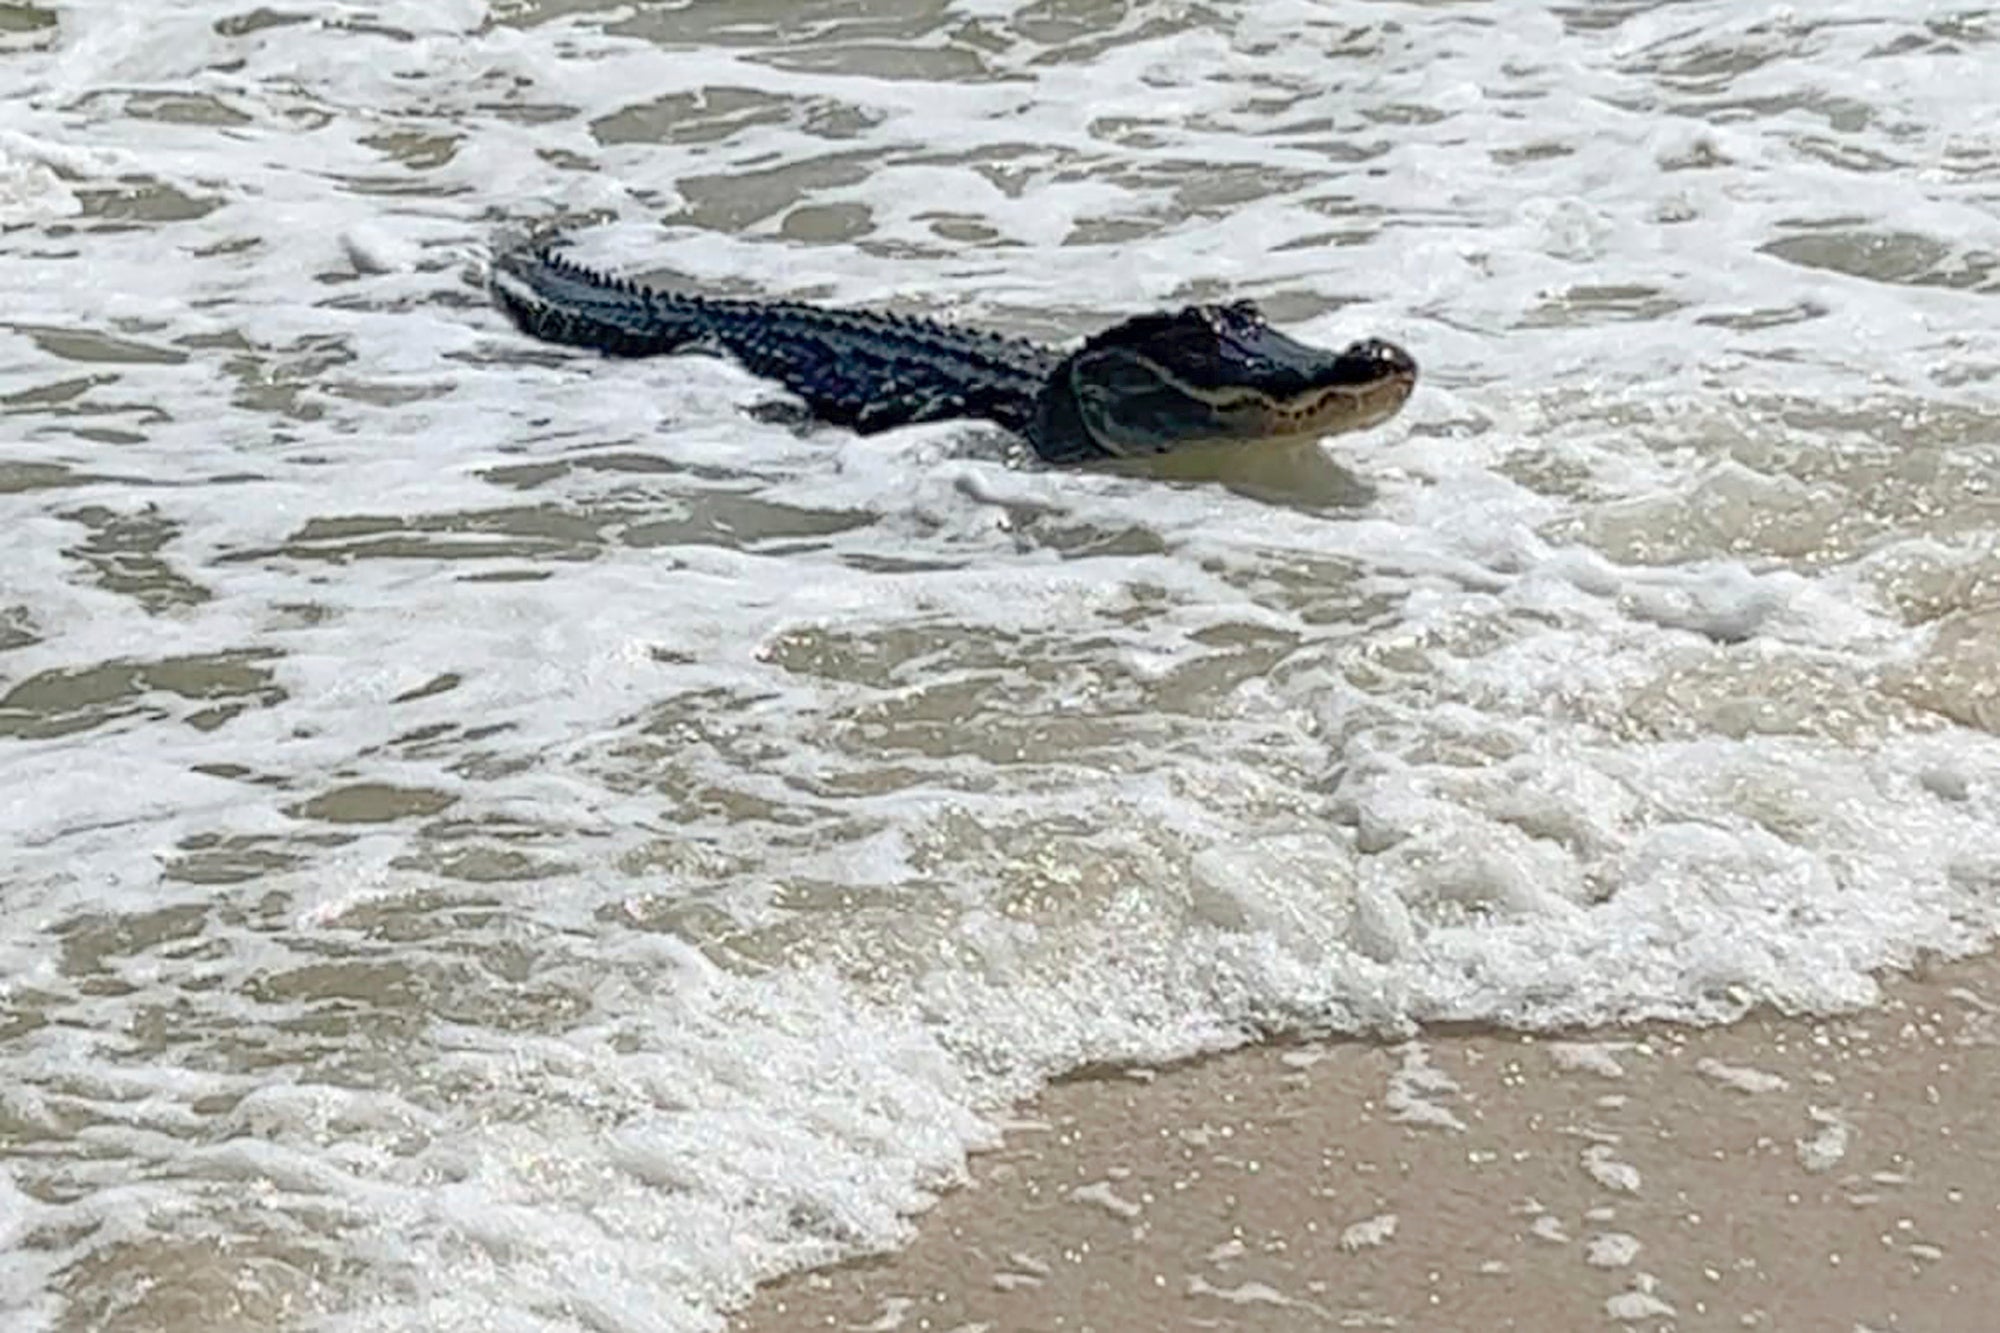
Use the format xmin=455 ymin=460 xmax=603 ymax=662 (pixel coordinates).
xmin=3 ymin=0 xmax=1999 ymax=1327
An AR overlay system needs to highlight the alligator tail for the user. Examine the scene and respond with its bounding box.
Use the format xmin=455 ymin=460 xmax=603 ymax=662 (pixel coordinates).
xmin=490 ymin=242 xmax=716 ymax=358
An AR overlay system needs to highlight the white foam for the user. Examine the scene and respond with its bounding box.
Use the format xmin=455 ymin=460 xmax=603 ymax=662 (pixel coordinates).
xmin=1581 ymin=1146 xmax=1644 ymax=1196
xmin=1385 ymin=1043 xmax=1467 ymax=1132
xmin=1549 ymin=1042 xmax=1632 ymax=1080
xmin=1585 ymin=1232 xmax=1642 ymax=1269
xmin=3 ymin=0 xmax=2000 ymax=1328
xmin=1798 ymin=1108 xmax=1854 ymax=1173
xmin=1695 ymin=1058 xmax=1790 ymax=1095
xmin=1338 ymin=1212 xmax=1399 ymax=1252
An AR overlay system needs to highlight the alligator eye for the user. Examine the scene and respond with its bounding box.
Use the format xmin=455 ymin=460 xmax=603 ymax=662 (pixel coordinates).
xmin=1349 ymin=339 xmax=1417 ymax=376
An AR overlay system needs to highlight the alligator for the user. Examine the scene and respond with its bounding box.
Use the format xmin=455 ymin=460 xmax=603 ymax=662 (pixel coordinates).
xmin=491 ymin=240 xmax=1417 ymax=465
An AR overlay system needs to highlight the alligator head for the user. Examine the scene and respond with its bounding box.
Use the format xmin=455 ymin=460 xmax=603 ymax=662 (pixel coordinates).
xmin=1030 ymin=300 xmax=1417 ymax=462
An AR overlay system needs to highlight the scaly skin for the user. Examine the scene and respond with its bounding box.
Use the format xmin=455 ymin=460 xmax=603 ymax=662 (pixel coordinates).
xmin=491 ymin=240 xmax=1417 ymax=464
xmin=492 ymin=243 xmax=1072 ymax=452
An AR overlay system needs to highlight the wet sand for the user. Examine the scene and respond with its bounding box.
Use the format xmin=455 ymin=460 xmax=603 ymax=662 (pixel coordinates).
xmin=733 ymin=951 xmax=2000 ymax=1332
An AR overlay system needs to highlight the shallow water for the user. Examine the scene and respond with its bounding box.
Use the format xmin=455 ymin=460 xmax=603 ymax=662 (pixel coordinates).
xmin=3 ymin=0 xmax=2000 ymax=1328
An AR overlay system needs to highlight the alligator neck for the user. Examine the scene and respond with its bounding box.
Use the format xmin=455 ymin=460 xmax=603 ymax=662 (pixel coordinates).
xmin=493 ymin=246 xmax=1066 ymax=447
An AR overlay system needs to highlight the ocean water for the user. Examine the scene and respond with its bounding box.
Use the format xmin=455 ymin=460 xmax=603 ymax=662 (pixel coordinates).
xmin=3 ymin=0 xmax=2000 ymax=1327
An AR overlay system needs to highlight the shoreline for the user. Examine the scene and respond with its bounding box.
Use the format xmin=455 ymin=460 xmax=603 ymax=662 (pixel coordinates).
xmin=733 ymin=951 xmax=2000 ymax=1331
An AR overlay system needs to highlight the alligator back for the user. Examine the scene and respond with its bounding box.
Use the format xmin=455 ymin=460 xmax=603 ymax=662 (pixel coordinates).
xmin=492 ymin=244 xmax=1059 ymax=441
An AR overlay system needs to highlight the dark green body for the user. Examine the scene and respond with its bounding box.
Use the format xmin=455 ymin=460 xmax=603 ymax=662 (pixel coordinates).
xmin=492 ymin=245 xmax=1103 ymax=459
xmin=491 ymin=241 xmax=1417 ymax=464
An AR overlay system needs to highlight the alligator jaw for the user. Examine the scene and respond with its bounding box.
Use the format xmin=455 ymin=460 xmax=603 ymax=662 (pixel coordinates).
xmin=1036 ymin=306 xmax=1418 ymax=459
xmin=1255 ymin=339 xmax=1419 ymax=443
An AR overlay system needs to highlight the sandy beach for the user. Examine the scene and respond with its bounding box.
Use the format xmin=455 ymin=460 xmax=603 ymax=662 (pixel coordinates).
xmin=735 ymin=951 xmax=2000 ymax=1332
